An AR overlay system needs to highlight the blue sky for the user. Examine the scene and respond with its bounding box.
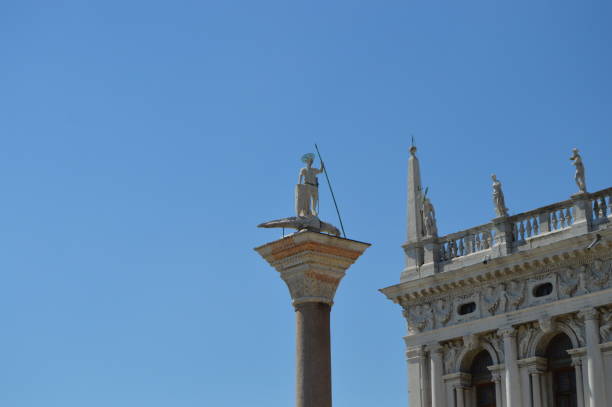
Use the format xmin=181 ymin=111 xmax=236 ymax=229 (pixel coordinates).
xmin=1 ymin=1 xmax=611 ymax=406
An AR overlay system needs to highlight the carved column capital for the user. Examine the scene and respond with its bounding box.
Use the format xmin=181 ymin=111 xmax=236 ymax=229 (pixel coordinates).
xmin=426 ymin=343 xmax=444 ymax=355
xmin=571 ymin=357 xmax=583 ymax=367
xmin=578 ymin=308 xmax=599 ymax=321
xmin=255 ymin=231 xmax=369 ymax=306
xmin=498 ymin=326 xmax=516 ymax=338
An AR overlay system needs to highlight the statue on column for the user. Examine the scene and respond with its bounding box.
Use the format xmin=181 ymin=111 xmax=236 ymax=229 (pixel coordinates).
xmin=492 ymin=174 xmax=509 ymax=217
xmin=296 ymin=153 xmax=324 ymax=217
xmin=258 ymin=153 xmax=340 ymax=236
xmin=570 ymin=148 xmax=587 ymax=193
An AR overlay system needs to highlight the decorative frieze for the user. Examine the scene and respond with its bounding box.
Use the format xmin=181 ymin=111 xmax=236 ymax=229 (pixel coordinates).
xmin=399 ymin=256 xmax=612 ymax=334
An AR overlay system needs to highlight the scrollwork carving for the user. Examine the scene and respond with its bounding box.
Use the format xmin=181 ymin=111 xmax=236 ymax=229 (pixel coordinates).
xmin=517 ymin=322 xmax=538 ymax=359
xmin=558 ymin=267 xmax=579 ymax=298
xmin=589 ymin=259 xmax=611 ymax=291
xmin=406 ymin=303 xmax=433 ymax=333
xmin=599 ymin=308 xmax=612 ymax=343
xmin=443 ymin=341 xmax=461 ymax=374
xmin=433 ymin=298 xmax=452 ymax=327
xmin=507 ymin=280 xmax=526 ymax=310
xmin=482 ymin=285 xmax=502 ymax=316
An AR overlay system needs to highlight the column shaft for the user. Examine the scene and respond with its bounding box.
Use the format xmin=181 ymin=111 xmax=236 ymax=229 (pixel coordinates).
xmin=582 ymin=309 xmax=606 ymax=407
xmin=455 ymin=387 xmax=465 ymax=407
xmin=573 ymin=361 xmax=585 ymax=407
xmin=296 ymin=302 xmax=332 ymax=407
xmin=531 ymin=373 xmax=542 ymax=407
xmin=499 ymin=328 xmax=523 ymax=407
xmin=494 ymin=377 xmax=503 ymax=407
xmin=430 ymin=346 xmax=445 ymax=407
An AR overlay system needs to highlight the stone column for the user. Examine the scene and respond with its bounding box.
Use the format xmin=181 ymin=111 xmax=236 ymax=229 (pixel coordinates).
xmin=488 ymin=365 xmax=505 ymax=407
xmin=498 ymin=327 xmax=523 ymax=407
xmin=571 ymin=357 xmax=585 ymax=407
xmin=455 ymin=386 xmax=465 ymax=407
xmin=529 ymin=369 xmax=543 ymax=407
xmin=493 ymin=373 xmax=503 ymax=407
xmin=406 ymin=346 xmax=427 ymax=407
xmin=579 ymin=308 xmax=606 ymax=407
xmin=255 ymin=231 xmax=369 ymax=407
xmin=428 ymin=344 xmax=445 ymax=407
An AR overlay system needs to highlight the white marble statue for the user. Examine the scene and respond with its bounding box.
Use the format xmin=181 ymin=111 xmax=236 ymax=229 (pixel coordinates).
xmin=422 ymin=195 xmax=438 ymax=237
xmin=258 ymin=153 xmax=340 ymax=236
xmin=570 ymin=148 xmax=587 ymax=193
xmin=491 ymin=174 xmax=509 ymax=217
xmin=296 ymin=153 xmax=324 ymax=217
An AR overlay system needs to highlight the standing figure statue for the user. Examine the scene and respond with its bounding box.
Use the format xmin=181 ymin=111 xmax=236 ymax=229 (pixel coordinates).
xmin=570 ymin=148 xmax=587 ymax=193
xmin=296 ymin=153 xmax=324 ymax=217
xmin=422 ymin=194 xmax=438 ymax=237
xmin=492 ymin=174 xmax=509 ymax=217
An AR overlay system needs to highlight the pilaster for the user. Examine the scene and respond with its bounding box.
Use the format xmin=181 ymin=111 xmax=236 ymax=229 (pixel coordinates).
xmin=498 ymin=327 xmax=523 ymax=407
xmin=579 ymin=308 xmax=607 ymax=407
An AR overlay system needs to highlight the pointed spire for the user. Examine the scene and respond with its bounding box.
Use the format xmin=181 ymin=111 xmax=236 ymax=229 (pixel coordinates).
xmin=407 ymin=143 xmax=424 ymax=243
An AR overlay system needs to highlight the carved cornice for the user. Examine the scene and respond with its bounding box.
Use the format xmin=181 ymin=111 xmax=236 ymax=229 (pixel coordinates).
xmin=394 ymin=254 xmax=612 ymax=335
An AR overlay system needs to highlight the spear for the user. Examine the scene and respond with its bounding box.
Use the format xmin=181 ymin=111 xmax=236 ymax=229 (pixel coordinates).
xmin=314 ymin=144 xmax=346 ymax=238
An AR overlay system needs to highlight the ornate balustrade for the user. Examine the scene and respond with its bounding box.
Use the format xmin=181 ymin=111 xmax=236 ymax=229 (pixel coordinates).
xmin=438 ymin=224 xmax=497 ymax=262
xmin=591 ymin=187 xmax=612 ymax=224
xmin=510 ymin=200 xmax=574 ymax=243
xmin=435 ymin=187 xmax=611 ymax=264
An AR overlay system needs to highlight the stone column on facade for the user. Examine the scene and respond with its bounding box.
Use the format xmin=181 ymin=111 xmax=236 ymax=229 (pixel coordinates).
xmin=571 ymin=356 xmax=585 ymax=407
xmin=455 ymin=385 xmax=465 ymax=407
xmin=493 ymin=373 xmax=503 ymax=407
xmin=579 ymin=308 xmax=606 ymax=407
xmin=498 ymin=327 xmax=523 ymax=407
xmin=406 ymin=346 xmax=427 ymax=407
xmin=428 ymin=344 xmax=445 ymax=407
xmin=488 ymin=364 xmax=505 ymax=407
xmin=529 ymin=369 xmax=543 ymax=407
xmin=255 ymin=231 xmax=369 ymax=407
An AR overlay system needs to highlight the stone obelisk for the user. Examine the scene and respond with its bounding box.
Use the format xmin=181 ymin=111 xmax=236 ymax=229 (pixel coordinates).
xmin=255 ymin=231 xmax=369 ymax=407
xmin=255 ymin=153 xmax=369 ymax=407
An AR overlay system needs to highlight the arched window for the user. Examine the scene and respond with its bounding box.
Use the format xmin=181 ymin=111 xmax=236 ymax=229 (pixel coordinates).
xmin=470 ymin=350 xmax=496 ymax=407
xmin=545 ymin=333 xmax=577 ymax=407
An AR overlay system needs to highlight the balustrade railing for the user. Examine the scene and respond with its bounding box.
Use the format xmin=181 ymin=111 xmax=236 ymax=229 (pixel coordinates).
xmin=438 ymin=225 xmax=496 ymax=262
xmin=510 ymin=201 xmax=574 ymax=242
xmin=434 ymin=187 xmax=610 ymax=264
xmin=591 ymin=187 xmax=612 ymax=223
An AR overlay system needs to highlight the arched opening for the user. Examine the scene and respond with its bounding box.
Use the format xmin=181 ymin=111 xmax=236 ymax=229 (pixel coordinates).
xmin=545 ymin=333 xmax=577 ymax=407
xmin=470 ymin=350 xmax=496 ymax=407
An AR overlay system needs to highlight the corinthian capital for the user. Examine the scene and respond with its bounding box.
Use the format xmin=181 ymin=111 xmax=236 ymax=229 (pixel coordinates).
xmin=578 ymin=308 xmax=599 ymax=321
xmin=497 ymin=327 xmax=516 ymax=338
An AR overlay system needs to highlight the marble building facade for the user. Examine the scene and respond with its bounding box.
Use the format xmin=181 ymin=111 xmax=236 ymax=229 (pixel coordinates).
xmin=381 ymin=146 xmax=612 ymax=407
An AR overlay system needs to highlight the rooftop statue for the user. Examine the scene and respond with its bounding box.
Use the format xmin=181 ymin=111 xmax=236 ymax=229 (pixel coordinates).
xmin=258 ymin=153 xmax=340 ymax=236
xmin=570 ymin=148 xmax=587 ymax=193
xmin=492 ymin=174 xmax=509 ymax=217
xmin=421 ymin=190 xmax=438 ymax=237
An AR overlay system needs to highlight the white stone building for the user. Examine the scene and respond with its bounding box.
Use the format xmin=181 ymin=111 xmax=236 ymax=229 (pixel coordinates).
xmin=381 ymin=146 xmax=612 ymax=407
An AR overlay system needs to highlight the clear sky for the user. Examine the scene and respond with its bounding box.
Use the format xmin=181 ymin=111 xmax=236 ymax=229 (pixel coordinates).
xmin=1 ymin=1 xmax=611 ymax=406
